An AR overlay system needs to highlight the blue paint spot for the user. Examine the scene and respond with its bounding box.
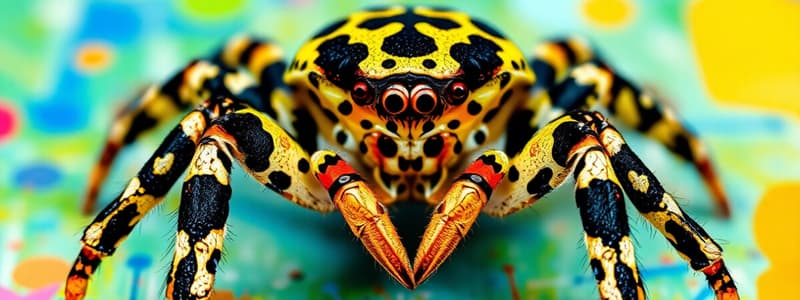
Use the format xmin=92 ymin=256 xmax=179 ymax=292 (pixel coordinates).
xmin=322 ymin=282 xmax=342 ymax=300
xmin=127 ymin=254 xmax=153 ymax=270
xmin=28 ymin=69 xmax=89 ymax=133
xmin=81 ymin=3 xmax=142 ymax=44
xmin=27 ymin=100 xmax=88 ymax=133
xmin=127 ymin=254 xmax=151 ymax=300
xmin=14 ymin=163 xmax=62 ymax=190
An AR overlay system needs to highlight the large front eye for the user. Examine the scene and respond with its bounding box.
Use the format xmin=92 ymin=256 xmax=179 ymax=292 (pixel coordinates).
xmin=352 ymin=81 xmax=373 ymax=105
xmin=411 ymin=85 xmax=437 ymax=114
xmin=446 ymin=81 xmax=468 ymax=105
xmin=382 ymin=84 xmax=408 ymax=115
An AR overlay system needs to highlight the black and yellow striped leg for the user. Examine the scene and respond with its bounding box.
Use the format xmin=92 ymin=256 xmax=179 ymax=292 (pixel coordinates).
xmin=525 ymin=38 xmax=730 ymax=216
xmin=573 ymin=148 xmax=645 ymax=299
xmin=596 ymin=118 xmax=739 ymax=298
xmin=488 ymin=112 xmax=645 ymax=299
xmin=166 ymin=139 xmax=233 ymax=299
xmin=161 ymin=104 xmax=330 ymax=299
xmin=171 ymin=108 xmax=414 ymax=292
xmin=601 ymin=72 xmax=730 ymax=217
xmin=83 ymin=59 xmax=245 ymax=214
xmin=66 ymin=98 xmax=232 ymax=300
xmin=505 ymin=37 xmax=594 ymax=155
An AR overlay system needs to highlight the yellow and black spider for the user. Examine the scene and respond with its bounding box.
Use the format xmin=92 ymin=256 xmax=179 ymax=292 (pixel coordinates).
xmin=66 ymin=6 xmax=738 ymax=300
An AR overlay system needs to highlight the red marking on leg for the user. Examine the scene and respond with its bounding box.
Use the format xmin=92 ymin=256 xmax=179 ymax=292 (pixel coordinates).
xmin=463 ymin=158 xmax=504 ymax=188
xmin=316 ymin=157 xmax=357 ymax=190
xmin=702 ymin=259 xmax=723 ymax=276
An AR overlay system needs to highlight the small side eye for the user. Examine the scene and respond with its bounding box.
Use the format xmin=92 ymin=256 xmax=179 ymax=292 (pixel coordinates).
xmin=352 ymin=81 xmax=373 ymax=105
xmin=447 ymin=81 xmax=468 ymax=105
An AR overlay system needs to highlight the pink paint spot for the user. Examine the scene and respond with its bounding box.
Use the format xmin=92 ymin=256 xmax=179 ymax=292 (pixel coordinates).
xmin=0 ymin=284 xmax=60 ymax=300
xmin=0 ymin=101 xmax=19 ymax=143
xmin=8 ymin=239 xmax=22 ymax=251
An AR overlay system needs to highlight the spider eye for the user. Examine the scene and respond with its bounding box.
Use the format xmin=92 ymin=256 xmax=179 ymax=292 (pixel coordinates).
xmin=447 ymin=81 xmax=468 ymax=105
xmin=382 ymin=84 xmax=409 ymax=115
xmin=411 ymin=85 xmax=437 ymax=114
xmin=351 ymin=81 xmax=373 ymax=105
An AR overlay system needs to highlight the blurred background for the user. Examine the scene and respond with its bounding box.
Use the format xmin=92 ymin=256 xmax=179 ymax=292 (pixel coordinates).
xmin=1 ymin=0 xmax=798 ymax=299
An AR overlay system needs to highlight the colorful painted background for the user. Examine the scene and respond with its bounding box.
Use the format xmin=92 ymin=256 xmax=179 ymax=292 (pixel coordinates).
xmin=1 ymin=0 xmax=799 ymax=299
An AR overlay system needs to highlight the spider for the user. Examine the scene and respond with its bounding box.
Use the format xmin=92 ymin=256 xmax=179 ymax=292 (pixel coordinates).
xmin=65 ymin=6 xmax=739 ymax=300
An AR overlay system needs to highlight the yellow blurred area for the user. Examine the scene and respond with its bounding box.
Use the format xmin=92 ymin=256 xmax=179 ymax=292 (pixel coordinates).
xmin=688 ymin=0 xmax=800 ymax=116
xmin=754 ymin=183 xmax=800 ymax=299
xmin=580 ymin=0 xmax=635 ymax=28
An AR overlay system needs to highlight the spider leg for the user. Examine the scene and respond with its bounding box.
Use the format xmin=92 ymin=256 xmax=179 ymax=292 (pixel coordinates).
xmin=596 ymin=117 xmax=738 ymax=298
xmin=523 ymin=38 xmax=730 ymax=216
xmin=166 ymin=132 xmax=234 ymax=299
xmin=66 ymin=98 xmax=233 ymax=300
xmin=82 ymin=59 xmax=263 ymax=214
xmin=413 ymin=151 xmax=509 ymax=285
xmin=183 ymin=109 xmax=412 ymax=289
xmin=486 ymin=111 xmax=738 ymax=299
xmin=311 ymin=150 xmax=414 ymax=288
xmin=159 ymin=105 xmax=333 ymax=298
xmin=83 ymin=35 xmax=287 ymax=214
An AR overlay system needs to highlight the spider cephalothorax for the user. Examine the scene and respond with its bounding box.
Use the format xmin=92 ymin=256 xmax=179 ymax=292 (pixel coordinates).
xmin=283 ymin=7 xmax=534 ymax=203
xmin=67 ymin=6 xmax=738 ymax=300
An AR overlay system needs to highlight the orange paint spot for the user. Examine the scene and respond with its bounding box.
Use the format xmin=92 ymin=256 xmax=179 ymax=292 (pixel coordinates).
xmin=580 ymin=0 xmax=635 ymax=29
xmin=754 ymin=183 xmax=800 ymax=300
xmin=658 ymin=253 xmax=675 ymax=265
xmin=75 ymin=42 xmax=114 ymax=74
xmin=12 ymin=256 xmax=71 ymax=289
xmin=688 ymin=0 xmax=800 ymax=116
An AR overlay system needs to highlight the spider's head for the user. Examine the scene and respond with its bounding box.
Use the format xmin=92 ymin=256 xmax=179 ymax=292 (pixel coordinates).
xmin=286 ymin=5 xmax=533 ymax=136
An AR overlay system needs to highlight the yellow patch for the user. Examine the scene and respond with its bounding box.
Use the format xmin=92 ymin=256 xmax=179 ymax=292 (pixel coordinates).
xmin=186 ymin=144 xmax=230 ymax=185
xmin=83 ymin=223 xmax=104 ymax=247
xmin=190 ymin=228 xmax=225 ymax=298
xmin=688 ymin=0 xmax=800 ymax=116
xmin=153 ymin=153 xmax=175 ymax=175
xmin=600 ymin=128 xmax=625 ymax=156
xmin=223 ymin=71 xmax=256 ymax=94
xmin=174 ymin=230 xmax=192 ymax=262
xmin=581 ymin=0 xmax=636 ymax=29
xmin=180 ymin=111 xmax=207 ymax=143
xmin=612 ymin=87 xmax=640 ymax=126
xmin=755 ymin=183 xmax=800 ymax=300
xmin=179 ymin=61 xmax=220 ymax=104
xmin=246 ymin=43 xmax=283 ymax=77
xmin=571 ymin=64 xmax=612 ymax=103
xmin=627 ymin=170 xmax=649 ymax=193
xmin=220 ymin=35 xmax=251 ymax=67
xmin=576 ymin=150 xmax=618 ymax=189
